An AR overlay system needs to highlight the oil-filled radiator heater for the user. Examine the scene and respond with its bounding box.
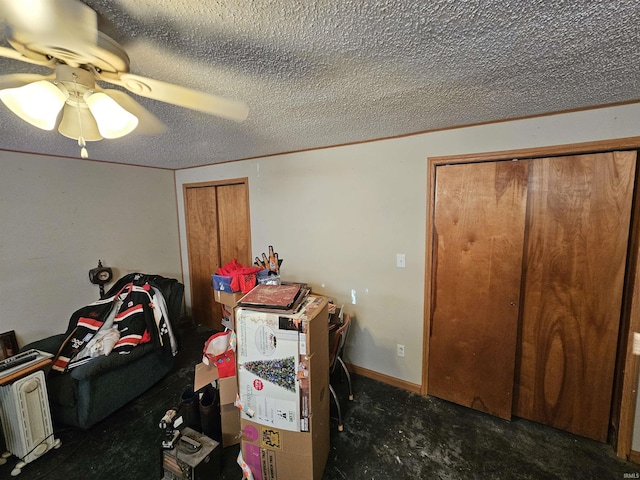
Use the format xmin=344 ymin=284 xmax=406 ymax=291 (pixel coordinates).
xmin=0 ymin=370 xmax=60 ymax=476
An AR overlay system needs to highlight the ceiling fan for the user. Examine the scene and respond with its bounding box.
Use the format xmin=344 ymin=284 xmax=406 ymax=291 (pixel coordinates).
xmin=0 ymin=0 xmax=249 ymax=158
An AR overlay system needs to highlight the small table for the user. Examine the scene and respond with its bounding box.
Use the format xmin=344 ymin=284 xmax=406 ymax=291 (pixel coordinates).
xmin=0 ymin=357 xmax=53 ymax=387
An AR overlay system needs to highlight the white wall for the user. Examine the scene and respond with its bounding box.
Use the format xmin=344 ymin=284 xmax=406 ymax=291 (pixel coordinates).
xmin=176 ymin=104 xmax=640 ymax=388
xmin=0 ymin=151 xmax=182 ymax=347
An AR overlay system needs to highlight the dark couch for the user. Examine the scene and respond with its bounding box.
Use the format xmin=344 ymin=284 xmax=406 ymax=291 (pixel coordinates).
xmin=23 ymin=273 xmax=184 ymax=430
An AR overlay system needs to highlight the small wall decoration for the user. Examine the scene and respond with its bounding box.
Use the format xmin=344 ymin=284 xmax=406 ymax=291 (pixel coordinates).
xmin=0 ymin=330 xmax=19 ymax=360
xmin=254 ymin=245 xmax=282 ymax=274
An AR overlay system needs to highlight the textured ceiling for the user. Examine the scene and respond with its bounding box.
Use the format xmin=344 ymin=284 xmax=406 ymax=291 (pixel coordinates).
xmin=0 ymin=0 xmax=639 ymax=169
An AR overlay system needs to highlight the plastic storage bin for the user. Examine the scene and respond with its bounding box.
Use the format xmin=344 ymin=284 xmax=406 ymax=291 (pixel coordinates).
xmin=257 ymin=269 xmax=281 ymax=285
xmin=212 ymin=274 xmax=234 ymax=293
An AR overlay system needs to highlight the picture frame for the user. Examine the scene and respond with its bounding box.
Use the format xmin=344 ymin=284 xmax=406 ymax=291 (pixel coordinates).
xmin=0 ymin=330 xmax=19 ymax=361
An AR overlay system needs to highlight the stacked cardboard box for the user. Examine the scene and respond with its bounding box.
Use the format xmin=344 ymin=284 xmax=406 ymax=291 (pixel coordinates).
xmin=190 ymin=289 xmax=245 ymax=448
xmin=236 ymin=295 xmax=330 ymax=480
xmin=213 ymin=290 xmax=245 ymax=330
xmin=194 ymin=361 xmax=240 ymax=448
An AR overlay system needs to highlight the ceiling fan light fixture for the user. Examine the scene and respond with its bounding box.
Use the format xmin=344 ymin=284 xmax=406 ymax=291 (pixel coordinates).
xmin=0 ymin=80 xmax=66 ymax=130
xmin=84 ymin=91 xmax=138 ymax=139
xmin=58 ymin=103 xmax=103 ymax=141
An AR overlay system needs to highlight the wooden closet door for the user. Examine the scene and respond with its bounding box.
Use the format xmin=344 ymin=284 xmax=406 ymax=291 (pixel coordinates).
xmin=428 ymin=160 xmax=529 ymax=419
xmin=514 ymin=151 xmax=636 ymax=441
xmin=185 ymin=186 xmax=221 ymax=327
xmin=217 ymin=184 xmax=251 ymax=266
xmin=185 ymin=180 xmax=252 ymax=330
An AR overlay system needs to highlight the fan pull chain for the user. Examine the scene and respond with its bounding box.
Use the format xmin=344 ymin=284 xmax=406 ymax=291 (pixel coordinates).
xmin=72 ymin=73 xmax=88 ymax=159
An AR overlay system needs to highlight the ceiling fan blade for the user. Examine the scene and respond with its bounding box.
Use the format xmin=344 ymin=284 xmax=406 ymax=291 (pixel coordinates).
xmin=108 ymin=73 xmax=249 ymax=122
xmin=101 ymin=89 xmax=167 ymax=135
xmin=0 ymin=72 xmax=54 ymax=89
xmin=58 ymin=103 xmax=103 ymax=142
xmin=0 ymin=0 xmax=98 ymax=53
xmin=0 ymin=46 xmax=54 ymax=67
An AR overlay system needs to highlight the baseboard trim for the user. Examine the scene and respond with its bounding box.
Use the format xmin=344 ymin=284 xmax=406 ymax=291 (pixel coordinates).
xmin=628 ymin=450 xmax=640 ymax=464
xmin=346 ymin=363 xmax=422 ymax=394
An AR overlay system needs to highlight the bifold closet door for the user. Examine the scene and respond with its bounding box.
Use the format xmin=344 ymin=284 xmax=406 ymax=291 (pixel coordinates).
xmin=428 ymin=160 xmax=529 ymax=420
xmin=185 ymin=186 xmax=221 ymax=327
xmin=514 ymin=151 xmax=637 ymax=442
xmin=216 ymin=184 xmax=251 ymax=267
xmin=185 ymin=182 xmax=251 ymax=329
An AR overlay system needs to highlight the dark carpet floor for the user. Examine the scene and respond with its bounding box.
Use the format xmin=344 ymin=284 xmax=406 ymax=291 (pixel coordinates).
xmin=1 ymin=323 xmax=638 ymax=479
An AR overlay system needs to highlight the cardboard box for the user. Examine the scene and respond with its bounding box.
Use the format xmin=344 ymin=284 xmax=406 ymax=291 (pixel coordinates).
xmin=194 ymin=362 xmax=240 ymax=448
xmin=236 ymin=296 xmax=329 ymax=433
xmin=221 ymin=304 xmax=234 ymax=330
xmin=213 ymin=289 xmax=245 ymax=307
xmin=240 ymin=391 xmax=330 ymax=480
xmin=214 ymin=290 xmax=245 ymax=330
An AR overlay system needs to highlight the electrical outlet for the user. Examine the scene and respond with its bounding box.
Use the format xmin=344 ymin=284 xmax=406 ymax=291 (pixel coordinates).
xmin=397 ymin=344 xmax=405 ymax=357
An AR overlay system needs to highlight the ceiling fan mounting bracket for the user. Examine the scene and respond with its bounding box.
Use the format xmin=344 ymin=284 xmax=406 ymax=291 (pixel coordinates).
xmin=56 ymin=64 xmax=94 ymax=89
xmin=54 ymin=64 xmax=95 ymax=107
